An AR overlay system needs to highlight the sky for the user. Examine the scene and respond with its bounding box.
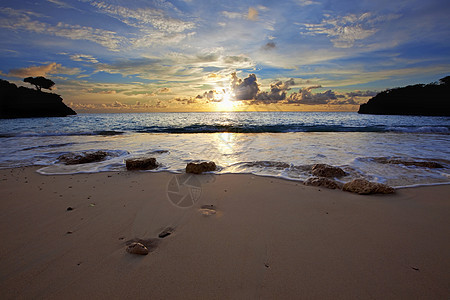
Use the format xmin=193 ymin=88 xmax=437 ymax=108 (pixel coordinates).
xmin=0 ymin=0 xmax=449 ymax=112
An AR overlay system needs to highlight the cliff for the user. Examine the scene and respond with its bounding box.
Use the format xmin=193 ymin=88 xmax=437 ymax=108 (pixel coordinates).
xmin=0 ymin=79 xmax=76 ymax=118
xmin=358 ymin=76 xmax=450 ymax=116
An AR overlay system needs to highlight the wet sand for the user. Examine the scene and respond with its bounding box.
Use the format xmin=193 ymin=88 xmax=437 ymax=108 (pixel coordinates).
xmin=0 ymin=167 xmax=449 ymax=299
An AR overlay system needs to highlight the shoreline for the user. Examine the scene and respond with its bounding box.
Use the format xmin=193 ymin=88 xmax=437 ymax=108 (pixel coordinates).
xmin=1 ymin=166 xmax=449 ymax=298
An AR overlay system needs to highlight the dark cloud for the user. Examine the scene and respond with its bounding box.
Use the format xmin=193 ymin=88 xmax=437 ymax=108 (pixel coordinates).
xmin=345 ymin=90 xmax=377 ymax=97
xmin=262 ymin=42 xmax=276 ymax=50
xmin=192 ymin=73 xmax=369 ymax=106
xmin=254 ymin=78 xmax=295 ymax=103
xmin=286 ymin=86 xmax=341 ymax=105
xmin=224 ymin=55 xmax=252 ymax=65
xmin=231 ymin=72 xmax=259 ymax=100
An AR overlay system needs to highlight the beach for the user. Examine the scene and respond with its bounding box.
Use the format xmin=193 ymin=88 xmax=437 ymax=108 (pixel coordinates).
xmin=1 ymin=167 xmax=449 ymax=299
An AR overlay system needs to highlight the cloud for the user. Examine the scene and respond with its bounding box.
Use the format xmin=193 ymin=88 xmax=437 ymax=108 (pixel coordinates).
xmin=262 ymin=42 xmax=276 ymax=51
xmin=231 ymin=72 xmax=260 ymax=100
xmin=286 ymin=86 xmax=341 ymax=105
xmin=248 ymin=7 xmax=258 ymax=21
xmin=69 ymin=54 xmax=99 ymax=64
xmin=157 ymin=87 xmax=171 ymax=93
xmin=173 ymin=96 xmax=200 ymax=105
xmin=0 ymin=7 xmax=124 ymax=51
xmin=69 ymin=99 xmax=168 ymax=111
xmin=346 ymin=90 xmax=378 ymax=97
xmin=47 ymin=0 xmax=78 ymax=10
xmin=222 ymin=7 xmax=259 ymax=21
xmin=222 ymin=11 xmax=244 ymax=19
xmin=254 ymin=78 xmax=295 ymax=103
xmin=8 ymin=62 xmax=81 ymax=77
xmin=89 ymin=1 xmax=195 ymax=33
xmin=301 ymin=12 xmax=399 ymax=48
xmin=297 ymin=0 xmax=320 ymax=6
xmin=94 ymin=52 xmax=254 ymax=81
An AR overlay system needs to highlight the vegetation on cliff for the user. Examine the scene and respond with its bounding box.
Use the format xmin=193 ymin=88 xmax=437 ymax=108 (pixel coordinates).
xmin=358 ymin=76 xmax=450 ymax=116
xmin=0 ymin=78 xmax=76 ymax=118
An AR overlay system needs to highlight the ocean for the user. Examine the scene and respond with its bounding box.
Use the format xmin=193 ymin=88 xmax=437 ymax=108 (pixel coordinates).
xmin=1 ymin=111 xmax=449 ymax=187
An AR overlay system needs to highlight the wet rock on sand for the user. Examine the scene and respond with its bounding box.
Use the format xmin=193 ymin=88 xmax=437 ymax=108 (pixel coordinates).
xmin=311 ymin=164 xmax=347 ymax=178
xmin=125 ymin=157 xmax=158 ymax=170
xmin=343 ymin=179 xmax=394 ymax=195
xmin=58 ymin=151 xmax=109 ymax=165
xmin=304 ymin=177 xmax=342 ymax=189
xmin=126 ymin=242 xmax=149 ymax=255
xmin=374 ymin=158 xmax=444 ymax=168
xmin=186 ymin=161 xmax=216 ymax=174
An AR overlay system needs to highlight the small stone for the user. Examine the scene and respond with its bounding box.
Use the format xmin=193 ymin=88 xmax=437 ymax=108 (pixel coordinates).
xmin=158 ymin=228 xmax=174 ymax=238
xmin=126 ymin=242 xmax=149 ymax=255
xmin=66 ymin=207 xmax=73 ymax=211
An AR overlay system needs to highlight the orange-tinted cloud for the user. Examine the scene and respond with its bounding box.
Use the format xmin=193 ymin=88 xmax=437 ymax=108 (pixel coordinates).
xmin=8 ymin=62 xmax=80 ymax=78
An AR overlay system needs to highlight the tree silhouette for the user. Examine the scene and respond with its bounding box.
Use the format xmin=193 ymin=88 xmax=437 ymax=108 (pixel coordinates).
xmin=23 ymin=76 xmax=55 ymax=91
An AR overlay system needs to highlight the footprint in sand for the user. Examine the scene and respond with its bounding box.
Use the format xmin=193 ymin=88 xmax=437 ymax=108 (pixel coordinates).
xmin=125 ymin=238 xmax=159 ymax=254
xmin=199 ymin=204 xmax=217 ymax=216
xmin=158 ymin=227 xmax=174 ymax=238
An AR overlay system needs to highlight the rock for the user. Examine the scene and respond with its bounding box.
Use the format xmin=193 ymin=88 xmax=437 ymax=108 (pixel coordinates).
xmin=343 ymin=179 xmax=394 ymax=195
xmin=374 ymin=158 xmax=444 ymax=168
xmin=358 ymin=76 xmax=450 ymax=116
xmin=126 ymin=242 xmax=149 ymax=255
xmin=304 ymin=177 xmax=342 ymax=189
xmin=186 ymin=161 xmax=216 ymax=174
xmin=58 ymin=151 xmax=109 ymax=165
xmin=66 ymin=207 xmax=73 ymax=211
xmin=125 ymin=157 xmax=158 ymax=170
xmin=0 ymin=78 xmax=76 ymax=118
xmin=311 ymin=164 xmax=346 ymax=178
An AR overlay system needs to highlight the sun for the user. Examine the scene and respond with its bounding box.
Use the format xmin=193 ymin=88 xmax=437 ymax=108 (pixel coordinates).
xmin=216 ymin=90 xmax=236 ymax=111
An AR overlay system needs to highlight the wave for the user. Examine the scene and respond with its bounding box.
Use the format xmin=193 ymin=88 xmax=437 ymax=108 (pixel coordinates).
xmin=0 ymin=130 xmax=124 ymax=138
xmin=136 ymin=124 xmax=450 ymax=134
xmin=386 ymin=126 xmax=449 ymax=134
xmin=1 ymin=125 xmax=448 ymax=137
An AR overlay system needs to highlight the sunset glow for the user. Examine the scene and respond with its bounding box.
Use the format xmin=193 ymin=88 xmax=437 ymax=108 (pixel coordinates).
xmin=0 ymin=0 xmax=449 ymax=113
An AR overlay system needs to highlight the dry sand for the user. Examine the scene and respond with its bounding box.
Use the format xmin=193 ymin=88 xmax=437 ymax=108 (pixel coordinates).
xmin=0 ymin=167 xmax=449 ymax=299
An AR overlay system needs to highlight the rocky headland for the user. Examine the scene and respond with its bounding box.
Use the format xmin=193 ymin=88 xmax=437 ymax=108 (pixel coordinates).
xmin=358 ymin=76 xmax=450 ymax=116
xmin=0 ymin=79 xmax=76 ymax=118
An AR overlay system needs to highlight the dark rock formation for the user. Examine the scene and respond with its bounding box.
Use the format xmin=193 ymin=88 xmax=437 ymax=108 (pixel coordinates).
xmin=58 ymin=151 xmax=109 ymax=165
xmin=358 ymin=76 xmax=450 ymax=116
xmin=343 ymin=179 xmax=394 ymax=195
xmin=0 ymin=78 xmax=76 ymax=118
xmin=186 ymin=161 xmax=216 ymax=174
xmin=373 ymin=158 xmax=444 ymax=168
xmin=311 ymin=164 xmax=347 ymax=178
xmin=125 ymin=157 xmax=158 ymax=170
xmin=304 ymin=177 xmax=342 ymax=189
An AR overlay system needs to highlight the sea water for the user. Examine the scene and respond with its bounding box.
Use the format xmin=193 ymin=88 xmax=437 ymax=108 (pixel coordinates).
xmin=1 ymin=111 xmax=449 ymax=187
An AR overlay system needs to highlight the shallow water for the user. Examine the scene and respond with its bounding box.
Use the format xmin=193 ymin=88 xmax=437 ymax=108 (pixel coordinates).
xmin=1 ymin=112 xmax=449 ymax=187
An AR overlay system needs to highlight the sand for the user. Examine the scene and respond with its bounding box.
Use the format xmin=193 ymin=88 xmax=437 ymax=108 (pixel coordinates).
xmin=0 ymin=167 xmax=449 ymax=299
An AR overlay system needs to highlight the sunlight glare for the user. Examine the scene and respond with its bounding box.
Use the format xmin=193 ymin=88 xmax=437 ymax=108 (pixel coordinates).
xmin=216 ymin=90 xmax=236 ymax=111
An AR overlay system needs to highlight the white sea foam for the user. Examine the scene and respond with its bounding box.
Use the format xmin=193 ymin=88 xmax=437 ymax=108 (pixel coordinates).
xmin=1 ymin=112 xmax=449 ymax=187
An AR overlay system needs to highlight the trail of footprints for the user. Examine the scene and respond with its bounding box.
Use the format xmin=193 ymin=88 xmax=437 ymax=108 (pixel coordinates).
xmin=126 ymin=204 xmax=218 ymax=255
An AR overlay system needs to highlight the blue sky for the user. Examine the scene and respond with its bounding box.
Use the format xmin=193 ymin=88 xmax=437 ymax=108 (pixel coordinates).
xmin=1 ymin=0 xmax=449 ymax=112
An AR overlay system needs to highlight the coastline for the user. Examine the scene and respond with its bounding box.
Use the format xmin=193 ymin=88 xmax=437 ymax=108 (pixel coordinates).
xmin=1 ymin=166 xmax=449 ymax=299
